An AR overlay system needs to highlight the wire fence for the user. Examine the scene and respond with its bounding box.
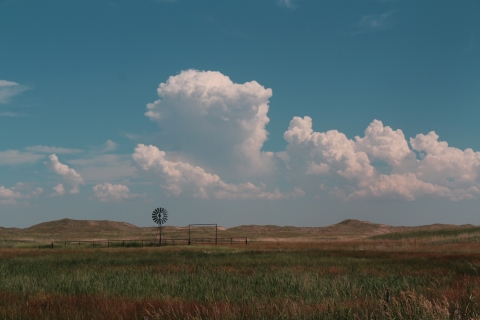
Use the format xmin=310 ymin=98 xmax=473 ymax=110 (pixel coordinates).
xmin=2 ymin=236 xmax=480 ymax=249
xmin=0 ymin=237 xmax=249 ymax=249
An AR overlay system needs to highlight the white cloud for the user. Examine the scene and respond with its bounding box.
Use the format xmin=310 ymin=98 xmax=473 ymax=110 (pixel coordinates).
xmin=0 ymin=80 xmax=17 ymax=87
xmin=24 ymin=145 xmax=83 ymax=154
xmin=355 ymin=11 xmax=395 ymax=34
xmin=102 ymin=140 xmax=119 ymax=153
xmin=133 ymin=144 xmax=303 ymax=200
xmin=355 ymin=119 xmax=414 ymax=166
xmin=0 ymin=186 xmax=22 ymax=200
xmin=144 ymin=69 xmax=275 ymax=177
xmin=284 ymin=116 xmax=375 ymax=182
xmin=283 ymin=117 xmax=480 ymax=201
xmin=410 ymin=132 xmax=480 ymax=191
xmin=45 ymin=154 xmax=85 ymax=194
xmin=51 ymin=184 xmax=66 ymax=197
xmin=137 ymin=70 xmax=480 ymax=203
xmin=278 ymin=0 xmax=297 ymax=8
xmin=345 ymin=173 xmax=452 ymax=201
xmin=0 ymin=150 xmax=44 ymax=165
xmin=93 ymin=182 xmax=141 ymax=202
xmin=0 ymin=183 xmax=43 ymax=205
xmin=0 ymin=79 xmax=27 ymax=104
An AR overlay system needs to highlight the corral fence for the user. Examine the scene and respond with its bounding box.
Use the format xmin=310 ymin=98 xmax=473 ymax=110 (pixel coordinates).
xmin=29 ymin=237 xmax=249 ymax=249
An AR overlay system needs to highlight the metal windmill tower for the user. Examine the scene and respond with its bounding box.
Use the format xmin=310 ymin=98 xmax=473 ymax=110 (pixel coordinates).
xmin=152 ymin=207 xmax=168 ymax=246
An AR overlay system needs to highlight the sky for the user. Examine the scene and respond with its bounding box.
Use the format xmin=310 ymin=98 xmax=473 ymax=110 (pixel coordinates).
xmin=1 ymin=0 xmax=480 ymax=228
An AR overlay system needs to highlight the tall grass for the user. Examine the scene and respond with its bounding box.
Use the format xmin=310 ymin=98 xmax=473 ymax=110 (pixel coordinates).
xmin=0 ymin=245 xmax=479 ymax=319
xmin=372 ymin=227 xmax=480 ymax=240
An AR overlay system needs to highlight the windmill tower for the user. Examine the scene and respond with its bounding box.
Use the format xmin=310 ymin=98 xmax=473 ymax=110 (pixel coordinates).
xmin=152 ymin=207 xmax=168 ymax=246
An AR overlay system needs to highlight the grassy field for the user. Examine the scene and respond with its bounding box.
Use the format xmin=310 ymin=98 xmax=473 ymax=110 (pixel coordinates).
xmin=372 ymin=226 xmax=480 ymax=241
xmin=1 ymin=241 xmax=480 ymax=319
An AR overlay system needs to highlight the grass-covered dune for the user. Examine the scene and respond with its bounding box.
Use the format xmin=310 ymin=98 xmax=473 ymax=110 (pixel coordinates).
xmin=2 ymin=218 xmax=478 ymax=243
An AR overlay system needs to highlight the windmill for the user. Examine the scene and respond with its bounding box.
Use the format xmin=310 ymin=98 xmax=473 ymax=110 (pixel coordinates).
xmin=152 ymin=207 xmax=168 ymax=246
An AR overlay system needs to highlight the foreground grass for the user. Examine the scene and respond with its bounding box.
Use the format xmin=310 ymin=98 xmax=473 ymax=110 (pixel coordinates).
xmin=0 ymin=243 xmax=480 ymax=319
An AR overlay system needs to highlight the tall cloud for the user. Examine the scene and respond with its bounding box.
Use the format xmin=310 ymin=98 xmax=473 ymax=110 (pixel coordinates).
xmin=45 ymin=154 xmax=85 ymax=194
xmin=144 ymin=69 xmax=274 ymax=178
xmin=137 ymin=70 xmax=480 ymax=203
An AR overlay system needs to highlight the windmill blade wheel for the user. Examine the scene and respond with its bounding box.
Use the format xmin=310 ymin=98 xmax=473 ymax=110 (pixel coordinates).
xmin=152 ymin=207 xmax=168 ymax=225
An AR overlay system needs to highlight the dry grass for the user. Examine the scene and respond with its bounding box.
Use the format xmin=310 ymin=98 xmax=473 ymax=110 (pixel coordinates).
xmin=0 ymin=241 xmax=480 ymax=319
xmin=2 ymin=218 xmax=480 ymax=319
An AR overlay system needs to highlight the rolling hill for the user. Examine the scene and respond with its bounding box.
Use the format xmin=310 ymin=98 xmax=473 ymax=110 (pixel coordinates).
xmin=0 ymin=218 xmax=478 ymax=242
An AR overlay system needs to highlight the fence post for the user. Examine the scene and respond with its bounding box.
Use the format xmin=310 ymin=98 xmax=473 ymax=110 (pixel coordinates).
xmin=245 ymin=238 xmax=248 ymax=245
xmin=122 ymin=240 xmax=125 ymax=247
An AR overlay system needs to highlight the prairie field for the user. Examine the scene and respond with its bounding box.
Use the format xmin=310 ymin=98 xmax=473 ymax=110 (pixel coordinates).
xmin=1 ymin=240 xmax=480 ymax=319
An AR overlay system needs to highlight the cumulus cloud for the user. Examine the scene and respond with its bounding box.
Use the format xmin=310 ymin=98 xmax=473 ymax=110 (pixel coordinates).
xmin=24 ymin=145 xmax=83 ymax=154
xmin=136 ymin=70 xmax=480 ymax=203
xmin=93 ymin=183 xmax=141 ymax=202
xmin=284 ymin=116 xmax=375 ymax=182
xmin=0 ymin=150 xmax=44 ymax=165
xmin=284 ymin=117 xmax=480 ymax=201
xmin=45 ymin=154 xmax=85 ymax=195
xmin=0 ymin=186 xmax=22 ymax=205
xmin=355 ymin=119 xmax=414 ymax=166
xmin=0 ymin=80 xmax=28 ymax=104
xmin=410 ymin=132 xmax=480 ymax=192
xmin=144 ymin=69 xmax=275 ymax=177
xmin=0 ymin=183 xmax=43 ymax=205
xmin=51 ymin=184 xmax=66 ymax=197
xmin=133 ymin=144 xmax=304 ymax=199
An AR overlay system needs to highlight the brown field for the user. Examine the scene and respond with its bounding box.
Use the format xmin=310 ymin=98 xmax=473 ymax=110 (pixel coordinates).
xmin=1 ymin=219 xmax=480 ymax=319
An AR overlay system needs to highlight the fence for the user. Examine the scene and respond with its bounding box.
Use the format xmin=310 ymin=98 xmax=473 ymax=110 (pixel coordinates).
xmin=37 ymin=237 xmax=249 ymax=249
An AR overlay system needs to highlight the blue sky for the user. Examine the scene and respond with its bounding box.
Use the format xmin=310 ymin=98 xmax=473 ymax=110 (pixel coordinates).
xmin=1 ymin=0 xmax=480 ymax=228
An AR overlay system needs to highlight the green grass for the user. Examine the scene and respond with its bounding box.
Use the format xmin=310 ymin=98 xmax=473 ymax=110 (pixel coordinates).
xmin=371 ymin=226 xmax=480 ymax=240
xmin=1 ymin=244 xmax=480 ymax=319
